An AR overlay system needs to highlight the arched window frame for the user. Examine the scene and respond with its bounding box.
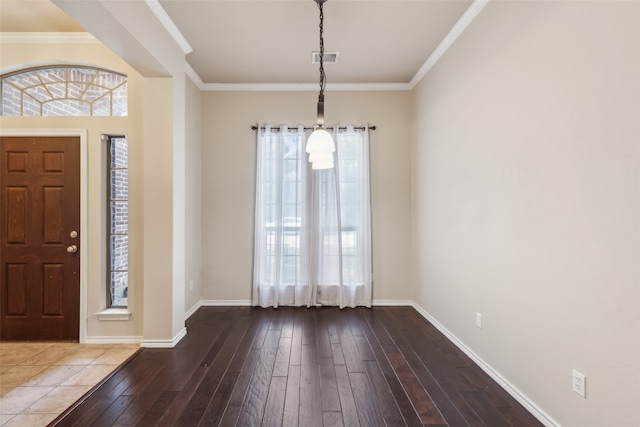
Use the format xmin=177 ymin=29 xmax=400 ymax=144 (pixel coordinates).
xmin=1 ymin=65 xmax=127 ymax=117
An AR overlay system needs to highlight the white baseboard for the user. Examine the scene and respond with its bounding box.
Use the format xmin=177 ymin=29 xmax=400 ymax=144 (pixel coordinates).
xmin=183 ymin=299 xmax=413 ymax=322
xmin=184 ymin=300 xmax=252 ymax=321
xmin=410 ymin=302 xmax=560 ymax=427
xmin=140 ymin=327 xmax=187 ymax=348
xmin=85 ymin=330 xmax=187 ymax=348
xmin=372 ymin=299 xmax=413 ymax=306
xmin=200 ymin=299 xmax=252 ymax=307
xmin=188 ymin=298 xmax=412 ymax=313
xmin=84 ymin=336 xmax=142 ymax=345
xmin=184 ymin=301 xmax=202 ymax=321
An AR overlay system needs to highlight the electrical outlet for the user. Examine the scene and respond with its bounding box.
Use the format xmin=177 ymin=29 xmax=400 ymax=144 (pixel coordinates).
xmin=189 ymin=280 xmax=194 ymax=291
xmin=475 ymin=312 xmax=482 ymax=328
xmin=572 ymin=369 xmax=586 ymax=398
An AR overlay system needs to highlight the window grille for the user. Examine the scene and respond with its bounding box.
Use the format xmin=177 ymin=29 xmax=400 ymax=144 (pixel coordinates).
xmin=1 ymin=66 xmax=127 ymax=116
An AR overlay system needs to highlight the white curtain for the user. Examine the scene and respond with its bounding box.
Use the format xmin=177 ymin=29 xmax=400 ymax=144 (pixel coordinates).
xmin=253 ymin=124 xmax=372 ymax=308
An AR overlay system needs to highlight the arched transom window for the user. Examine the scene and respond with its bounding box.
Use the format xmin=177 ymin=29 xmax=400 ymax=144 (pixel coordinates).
xmin=1 ymin=66 xmax=127 ymax=117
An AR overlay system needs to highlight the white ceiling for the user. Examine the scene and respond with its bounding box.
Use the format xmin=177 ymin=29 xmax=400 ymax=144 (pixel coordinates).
xmin=0 ymin=0 xmax=477 ymax=87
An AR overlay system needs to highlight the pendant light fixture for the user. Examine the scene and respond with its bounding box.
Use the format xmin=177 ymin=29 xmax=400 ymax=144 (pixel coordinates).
xmin=306 ymin=0 xmax=335 ymax=170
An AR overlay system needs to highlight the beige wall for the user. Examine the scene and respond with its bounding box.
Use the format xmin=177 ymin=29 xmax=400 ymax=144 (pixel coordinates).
xmin=141 ymin=76 xmax=175 ymax=342
xmin=51 ymin=0 xmax=191 ymax=345
xmin=411 ymin=1 xmax=640 ymax=426
xmin=201 ymin=91 xmax=413 ymax=303
xmin=185 ymin=76 xmax=203 ymax=312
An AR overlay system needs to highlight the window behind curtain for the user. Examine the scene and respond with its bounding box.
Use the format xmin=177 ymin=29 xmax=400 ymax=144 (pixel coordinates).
xmin=253 ymin=125 xmax=372 ymax=308
xmin=261 ymin=129 xmax=306 ymax=287
xmin=318 ymin=130 xmax=368 ymax=287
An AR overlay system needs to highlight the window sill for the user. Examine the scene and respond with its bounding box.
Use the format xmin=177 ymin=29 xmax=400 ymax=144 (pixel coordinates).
xmin=96 ymin=308 xmax=131 ymax=321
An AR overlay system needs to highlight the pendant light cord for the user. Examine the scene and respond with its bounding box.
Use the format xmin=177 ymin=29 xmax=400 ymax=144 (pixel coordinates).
xmin=315 ymin=0 xmax=327 ymax=128
xmin=318 ymin=0 xmax=326 ymax=98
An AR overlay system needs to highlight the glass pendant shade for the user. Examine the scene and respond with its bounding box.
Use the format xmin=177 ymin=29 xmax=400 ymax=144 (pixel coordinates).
xmin=306 ymin=128 xmax=335 ymax=154
xmin=308 ymin=151 xmax=333 ymax=163
xmin=312 ymin=160 xmax=334 ymax=170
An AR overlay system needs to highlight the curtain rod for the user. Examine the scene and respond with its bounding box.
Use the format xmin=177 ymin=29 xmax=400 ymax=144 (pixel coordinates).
xmin=251 ymin=125 xmax=376 ymax=132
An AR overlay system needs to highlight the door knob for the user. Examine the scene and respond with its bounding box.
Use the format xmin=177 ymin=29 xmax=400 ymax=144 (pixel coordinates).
xmin=67 ymin=245 xmax=78 ymax=253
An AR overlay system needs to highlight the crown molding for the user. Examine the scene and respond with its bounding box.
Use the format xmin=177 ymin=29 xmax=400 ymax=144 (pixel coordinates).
xmin=202 ymin=83 xmax=316 ymax=92
xmin=186 ymin=62 xmax=205 ymax=89
xmin=328 ymin=83 xmax=412 ymax=92
xmin=200 ymin=82 xmax=412 ymax=92
xmin=0 ymin=32 xmax=98 ymax=44
xmin=145 ymin=0 xmax=193 ymax=55
xmin=409 ymin=0 xmax=489 ymax=88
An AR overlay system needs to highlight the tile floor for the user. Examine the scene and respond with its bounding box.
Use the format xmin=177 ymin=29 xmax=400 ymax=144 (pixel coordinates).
xmin=0 ymin=342 xmax=139 ymax=427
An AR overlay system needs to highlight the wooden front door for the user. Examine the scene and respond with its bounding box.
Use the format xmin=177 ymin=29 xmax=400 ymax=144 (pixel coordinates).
xmin=1 ymin=136 xmax=80 ymax=341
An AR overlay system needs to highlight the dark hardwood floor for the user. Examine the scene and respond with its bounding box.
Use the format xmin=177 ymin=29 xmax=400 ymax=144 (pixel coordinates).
xmin=50 ymin=306 xmax=543 ymax=426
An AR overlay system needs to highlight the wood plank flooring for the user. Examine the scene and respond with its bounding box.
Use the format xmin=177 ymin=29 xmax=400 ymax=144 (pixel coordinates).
xmin=50 ymin=306 xmax=544 ymax=426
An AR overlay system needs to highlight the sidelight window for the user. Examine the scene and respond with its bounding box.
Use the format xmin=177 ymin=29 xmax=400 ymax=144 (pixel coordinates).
xmin=105 ymin=135 xmax=128 ymax=307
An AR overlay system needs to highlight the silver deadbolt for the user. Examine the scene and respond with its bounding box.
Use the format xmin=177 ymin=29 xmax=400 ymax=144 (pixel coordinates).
xmin=67 ymin=245 xmax=78 ymax=253
xmin=70 ymin=230 xmax=78 ymax=238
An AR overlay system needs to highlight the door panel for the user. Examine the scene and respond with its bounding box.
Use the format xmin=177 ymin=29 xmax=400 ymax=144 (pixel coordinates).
xmin=6 ymin=264 xmax=27 ymax=314
xmin=43 ymin=187 xmax=64 ymax=243
xmin=1 ymin=136 xmax=80 ymax=341
xmin=6 ymin=187 xmax=27 ymax=242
